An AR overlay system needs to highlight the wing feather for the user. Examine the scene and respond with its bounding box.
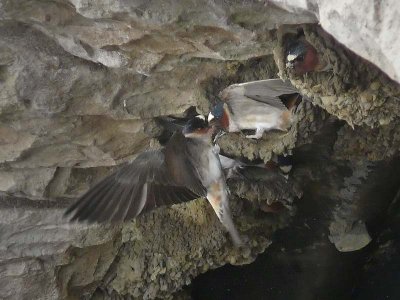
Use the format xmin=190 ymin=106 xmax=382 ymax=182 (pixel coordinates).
xmin=241 ymin=79 xmax=298 ymax=98
xmin=164 ymin=132 xmax=208 ymax=197
xmin=65 ymin=148 xmax=202 ymax=223
xmin=221 ymin=79 xmax=299 ymax=111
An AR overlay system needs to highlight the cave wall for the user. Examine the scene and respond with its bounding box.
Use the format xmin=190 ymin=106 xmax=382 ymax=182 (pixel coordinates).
xmin=1 ymin=1 xmax=400 ymax=300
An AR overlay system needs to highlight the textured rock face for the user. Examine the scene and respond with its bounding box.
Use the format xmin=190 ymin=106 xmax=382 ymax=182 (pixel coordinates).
xmin=272 ymin=0 xmax=400 ymax=84
xmin=1 ymin=1 xmax=400 ymax=300
xmin=0 ymin=1 xmax=313 ymax=299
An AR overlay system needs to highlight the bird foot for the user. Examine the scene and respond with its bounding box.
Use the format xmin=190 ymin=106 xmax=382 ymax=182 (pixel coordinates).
xmin=213 ymin=131 xmax=226 ymax=143
xmin=245 ymin=134 xmax=263 ymax=140
xmin=245 ymin=128 xmax=264 ymax=140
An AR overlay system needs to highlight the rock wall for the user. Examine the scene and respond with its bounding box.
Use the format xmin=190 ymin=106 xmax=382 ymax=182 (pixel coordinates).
xmin=1 ymin=1 xmax=399 ymax=299
xmin=272 ymin=0 xmax=400 ymax=84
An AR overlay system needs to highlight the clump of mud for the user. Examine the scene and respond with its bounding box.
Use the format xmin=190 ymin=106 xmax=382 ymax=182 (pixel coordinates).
xmin=94 ymin=24 xmax=400 ymax=299
xmin=276 ymin=24 xmax=400 ymax=129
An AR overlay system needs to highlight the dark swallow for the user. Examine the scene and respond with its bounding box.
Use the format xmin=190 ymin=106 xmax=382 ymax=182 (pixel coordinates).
xmin=219 ymin=155 xmax=294 ymax=214
xmin=155 ymin=106 xmax=201 ymax=144
xmin=208 ymin=79 xmax=301 ymax=139
xmin=65 ymin=115 xmax=243 ymax=246
xmin=217 ymin=150 xmax=291 ymax=181
xmin=264 ymin=154 xmax=293 ymax=178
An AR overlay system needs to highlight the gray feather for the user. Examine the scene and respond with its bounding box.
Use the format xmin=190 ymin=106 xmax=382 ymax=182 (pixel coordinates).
xmin=222 ymin=79 xmax=298 ymax=111
xmin=242 ymin=78 xmax=298 ymax=97
xmin=65 ymin=147 xmax=201 ymax=223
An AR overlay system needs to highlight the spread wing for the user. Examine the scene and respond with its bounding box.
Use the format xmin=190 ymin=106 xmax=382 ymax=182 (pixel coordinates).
xmin=164 ymin=131 xmax=207 ymax=197
xmin=221 ymin=79 xmax=298 ymax=110
xmin=155 ymin=116 xmax=187 ymax=133
xmin=65 ymin=148 xmax=202 ymax=223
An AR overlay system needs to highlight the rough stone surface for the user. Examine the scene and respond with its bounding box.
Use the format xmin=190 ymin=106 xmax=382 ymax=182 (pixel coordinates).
xmin=272 ymin=0 xmax=400 ymax=84
xmin=0 ymin=196 xmax=121 ymax=299
xmin=99 ymin=199 xmax=272 ymax=299
xmin=1 ymin=1 xmax=400 ymax=299
xmin=0 ymin=1 xmax=314 ymax=299
xmin=276 ymin=24 xmax=400 ymax=128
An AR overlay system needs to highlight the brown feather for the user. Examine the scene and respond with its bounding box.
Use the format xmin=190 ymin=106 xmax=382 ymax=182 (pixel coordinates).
xmin=65 ymin=144 xmax=204 ymax=223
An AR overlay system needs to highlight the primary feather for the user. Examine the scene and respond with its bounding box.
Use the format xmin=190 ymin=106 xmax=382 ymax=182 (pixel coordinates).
xmin=65 ymin=133 xmax=205 ymax=223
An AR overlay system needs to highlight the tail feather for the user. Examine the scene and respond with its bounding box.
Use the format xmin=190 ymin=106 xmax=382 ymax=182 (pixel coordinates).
xmin=281 ymin=93 xmax=302 ymax=111
xmin=206 ymin=181 xmax=243 ymax=247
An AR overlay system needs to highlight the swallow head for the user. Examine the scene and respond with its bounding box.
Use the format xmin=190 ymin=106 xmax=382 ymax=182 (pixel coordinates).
xmin=209 ymin=102 xmax=224 ymax=120
xmin=277 ymin=154 xmax=293 ymax=174
xmin=208 ymin=102 xmax=230 ymax=131
xmin=182 ymin=115 xmax=213 ymax=139
xmin=286 ymin=39 xmax=319 ymax=75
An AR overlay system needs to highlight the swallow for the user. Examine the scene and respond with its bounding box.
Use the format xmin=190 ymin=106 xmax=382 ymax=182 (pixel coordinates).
xmin=208 ymin=79 xmax=301 ymax=139
xmin=65 ymin=115 xmax=243 ymax=246
xmin=155 ymin=106 xmax=200 ymax=145
xmin=221 ymin=156 xmax=295 ymax=215
xmin=217 ymin=150 xmax=292 ymax=181
xmin=265 ymin=154 xmax=293 ymax=178
xmin=276 ymin=154 xmax=293 ymax=174
xmin=285 ymin=35 xmax=329 ymax=75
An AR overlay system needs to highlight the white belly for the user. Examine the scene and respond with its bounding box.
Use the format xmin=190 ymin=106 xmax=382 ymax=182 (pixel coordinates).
xmin=206 ymin=149 xmax=223 ymax=184
xmin=234 ymin=110 xmax=282 ymax=130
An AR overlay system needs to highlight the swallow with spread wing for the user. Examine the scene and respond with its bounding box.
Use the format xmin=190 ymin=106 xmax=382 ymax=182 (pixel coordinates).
xmin=65 ymin=115 xmax=243 ymax=246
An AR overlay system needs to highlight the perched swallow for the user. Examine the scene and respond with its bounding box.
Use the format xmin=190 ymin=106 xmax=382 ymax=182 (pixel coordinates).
xmin=276 ymin=154 xmax=293 ymax=174
xmin=65 ymin=115 xmax=243 ymax=246
xmin=222 ymin=157 xmax=295 ymax=215
xmin=285 ymin=35 xmax=328 ymax=75
xmin=217 ymin=150 xmax=291 ymax=180
xmin=265 ymin=154 xmax=293 ymax=177
xmin=208 ymin=79 xmax=301 ymax=139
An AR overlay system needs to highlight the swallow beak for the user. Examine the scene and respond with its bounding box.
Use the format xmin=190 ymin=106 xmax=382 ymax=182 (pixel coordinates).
xmin=208 ymin=112 xmax=215 ymax=122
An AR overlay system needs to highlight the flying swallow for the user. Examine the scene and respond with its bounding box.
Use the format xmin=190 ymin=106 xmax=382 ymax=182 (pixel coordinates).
xmin=208 ymin=79 xmax=301 ymax=139
xmin=65 ymin=115 xmax=243 ymax=246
